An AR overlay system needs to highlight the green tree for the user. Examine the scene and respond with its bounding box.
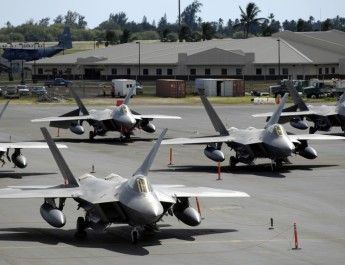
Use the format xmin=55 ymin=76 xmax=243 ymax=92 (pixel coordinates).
xmin=121 ymin=29 xmax=131 ymax=43
xmin=38 ymin=18 xmax=50 ymax=27
xmin=235 ymin=2 xmax=265 ymax=38
xmin=202 ymin=22 xmax=215 ymax=40
xmin=322 ymin=19 xmax=333 ymax=31
xmin=181 ymin=0 xmax=203 ymax=31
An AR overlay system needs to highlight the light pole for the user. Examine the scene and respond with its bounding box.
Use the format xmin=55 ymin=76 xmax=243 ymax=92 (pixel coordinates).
xmin=277 ymin=39 xmax=281 ymax=79
xmin=33 ymin=42 xmax=39 ymax=80
xmin=18 ymin=43 xmax=24 ymax=84
xmin=136 ymin=42 xmax=141 ymax=82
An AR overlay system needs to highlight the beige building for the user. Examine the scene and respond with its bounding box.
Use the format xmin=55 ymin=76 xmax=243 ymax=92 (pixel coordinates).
xmin=30 ymin=30 xmax=345 ymax=81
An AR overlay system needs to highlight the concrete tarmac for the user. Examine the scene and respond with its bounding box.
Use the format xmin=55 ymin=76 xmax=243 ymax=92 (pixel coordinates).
xmin=0 ymin=103 xmax=344 ymax=265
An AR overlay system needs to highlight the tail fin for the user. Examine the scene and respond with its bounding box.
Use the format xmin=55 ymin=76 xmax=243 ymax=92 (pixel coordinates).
xmin=40 ymin=127 xmax=79 ymax=187
xmin=123 ymin=86 xmax=136 ymax=105
xmin=286 ymin=81 xmax=309 ymax=111
xmin=199 ymin=91 xmax=229 ymax=136
xmin=0 ymin=101 xmax=9 ymax=119
xmin=132 ymin=128 xmax=167 ymax=177
xmin=70 ymin=88 xmax=89 ymax=116
xmin=336 ymin=92 xmax=345 ymax=105
xmin=58 ymin=27 xmax=72 ymax=49
xmin=265 ymin=93 xmax=288 ymax=129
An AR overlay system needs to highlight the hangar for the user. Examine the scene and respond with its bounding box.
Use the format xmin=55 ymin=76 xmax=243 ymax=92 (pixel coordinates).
xmin=30 ymin=30 xmax=345 ymax=81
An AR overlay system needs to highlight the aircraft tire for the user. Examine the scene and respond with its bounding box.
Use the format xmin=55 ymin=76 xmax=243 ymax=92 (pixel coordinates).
xmin=89 ymin=131 xmax=94 ymax=140
xmin=75 ymin=217 xmax=87 ymax=239
xmin=229 ymin=156 xmax=237 ymax=168
xmin=131 ymin=229 xmax=139 ymax=244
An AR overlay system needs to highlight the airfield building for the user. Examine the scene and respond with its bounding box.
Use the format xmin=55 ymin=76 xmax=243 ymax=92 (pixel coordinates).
xmin=29 ymin=30 xmax=345 ymax=81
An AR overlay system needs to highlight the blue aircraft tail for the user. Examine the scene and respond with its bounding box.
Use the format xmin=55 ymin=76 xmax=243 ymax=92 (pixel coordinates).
xmin=58 ymin=27 xmax=72 ymax=49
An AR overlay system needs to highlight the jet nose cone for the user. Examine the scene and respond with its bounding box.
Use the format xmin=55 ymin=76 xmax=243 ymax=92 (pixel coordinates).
xmin=142 ymin=201 xmax=164 ymax=222
xmin=119 ymin=115 xmax=136 ymax=128
xmin=281 ymin=140 xmax=295 ymax=156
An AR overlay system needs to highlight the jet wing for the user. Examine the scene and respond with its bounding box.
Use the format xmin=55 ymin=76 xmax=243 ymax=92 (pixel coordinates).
xmin=155 ymin=185 xmax=250 ymax=199
xmin=253 ymin=110 xmax=315 ymax=118
xmin=132 ymin=114 xmax=181 ymax=120
xmin=0 ymin=142 xmax=67 ymax=152
xmin=0 ymin=185 xmax=81 ymax=199
xmin=162 ymin=135 xmax=236 ymax=145
xmin=31 ymin=115 xmax=93 ymax=122
xmin=288 ymin=134 xmax=345 ymax=142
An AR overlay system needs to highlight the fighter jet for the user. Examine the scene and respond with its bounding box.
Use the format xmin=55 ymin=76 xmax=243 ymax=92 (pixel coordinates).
xmin=31 ymin=87 xmax=181 ymax=140
xmin=0 ymin=101 xmax=67 ymax=168
xmin=0 ymin=127 xmax=249 ymax=244
xmin=253 ymin=80 xmax=345 ymax=135
xmin=162 ymin=92 xmax=344 ymax=171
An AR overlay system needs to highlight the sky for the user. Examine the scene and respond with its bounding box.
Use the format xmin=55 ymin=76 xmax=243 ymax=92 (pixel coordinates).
xmin=1 ymin=0 xmax=343 ymax=29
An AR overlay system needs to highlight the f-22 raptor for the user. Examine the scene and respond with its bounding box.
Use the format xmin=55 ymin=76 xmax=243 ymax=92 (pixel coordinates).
xmin=162 ymin=92 xmax=344 ymax=171
xmin=32 ymin=87 xmax=181 ymax=140
xmin=0 ymin=101 xmax=66 ymax=168
xmin=253 ymin=80 xmax=345 ymax=135
xmin=0 ymin=128 xmax=249 ymax=244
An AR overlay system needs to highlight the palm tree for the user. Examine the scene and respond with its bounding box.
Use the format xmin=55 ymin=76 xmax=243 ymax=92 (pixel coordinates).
xmin=235 ymin=2 xmax=265 ymax=38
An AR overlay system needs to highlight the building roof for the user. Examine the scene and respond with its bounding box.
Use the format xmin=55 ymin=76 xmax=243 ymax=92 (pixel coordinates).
xmin=33 ymin=30 xmax=345 ymax=67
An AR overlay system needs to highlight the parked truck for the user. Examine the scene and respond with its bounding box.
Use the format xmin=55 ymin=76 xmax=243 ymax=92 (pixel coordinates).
xmin=44 ymin=78 xmax=72 ymax=88
xmin=302 ymin=79 xmax=333 ymax=98
xmin=269 ymin=79 xmax=308 ymax=97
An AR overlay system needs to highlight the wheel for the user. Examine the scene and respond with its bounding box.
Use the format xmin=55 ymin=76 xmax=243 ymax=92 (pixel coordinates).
xmin=89 ymin=131 xmax=94 ymax=140
xmin=229 ymin=156 xmax=237 ymax=168
xmin=131 ymin=229 xmax=139 ymax=244
xmin=75 ymin=217 xmax=87 ymax=238
xmin=271 ymin=162 xmax=277 ymax=172
xmin=309 ymin=126 xmax=316 ymax=134
xmin=276 ymin=160 xmax=283 ymax=168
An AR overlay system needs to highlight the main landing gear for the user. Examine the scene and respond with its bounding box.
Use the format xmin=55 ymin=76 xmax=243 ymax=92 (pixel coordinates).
xmin=75 ymin=216 xmax=87 ymax=238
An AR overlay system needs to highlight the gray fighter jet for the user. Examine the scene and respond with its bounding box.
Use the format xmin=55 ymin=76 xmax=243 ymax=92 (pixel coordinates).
xmin=253 ymin=80 xmax=345 ymax=135
xmin=0 ymin=101 xmax=67 ymax=168
xmin=0 ymin=127 xmax=249 ymax=244
xmin=162 ymin=93 xmax=344 ymax=171
xmin=31 ymin=87 xmax=181 ymax=140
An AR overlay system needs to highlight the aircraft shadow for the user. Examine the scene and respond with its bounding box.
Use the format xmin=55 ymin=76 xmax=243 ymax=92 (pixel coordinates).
xmin=0 ymin=172 xmax=57 ymax=179
xmin=0 ymin=226 xmax=237 ymax=255
xmin=51 ymin=137 xmax=155 ymax=145
xmin=154 ymin=163 xmax=338 ymax=178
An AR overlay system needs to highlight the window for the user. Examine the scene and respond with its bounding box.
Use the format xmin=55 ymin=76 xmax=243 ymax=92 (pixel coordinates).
xmin=256 ymin=68 xmax=262 ymax=75
xmin=236 ymin=68 xmax=242 ymax=75
xmin=143 ymin=69 xmax=149 ymax=75
xmin=319 ymin=68 xmax=322 ymax=75
xmin=156 ymin=69 xmax=162 ymax=75
xmin=111 ymin=68 xmax=117 ymax=75
xmin=38 ymin=68 xmax=43 ymax=75
xmin=269 ymin=68 xmax=275 ymax=75
xmin=332 ymin=67 xmax=336 ymax=74
xmin=221 ymin=68 xmax=227 ymax=75
xmin=190 ymin=69 xmax=196 ymax=75
xmin=205 ymin=68 xmax=211 ymax=75
xmin=127 ymin=68 xmax=131 ymax=75
xmin=282 ymin=68 xmax=288 ymax=75
xmin=325 ymin=68 xmax=329 ymax=74
xmin=167 ymin=68 xmax=173 ymax=75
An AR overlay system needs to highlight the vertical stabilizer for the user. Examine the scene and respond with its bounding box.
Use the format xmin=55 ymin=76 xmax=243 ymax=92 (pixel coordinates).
xmin=265 ymin=93 xmax=288 ymax=129
xmin=199 ymin=93 xmax=229 ymax=136
xmin=132 ymin=129 xmax=167 ymax=177
xmin=59 ymin=27 xmax=72 ymax=49
xmin=123 ymin=86 xmax=136 ymax=105
xmin=40 ymin=127 xmax=79 ymax=187
xmin=286 ymin=81 xmax=309 ymax=111
xmin=70 ymin=88 xmax=89 ymax=116
xmin=0 ymin=101 xmax=9 ymax=119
